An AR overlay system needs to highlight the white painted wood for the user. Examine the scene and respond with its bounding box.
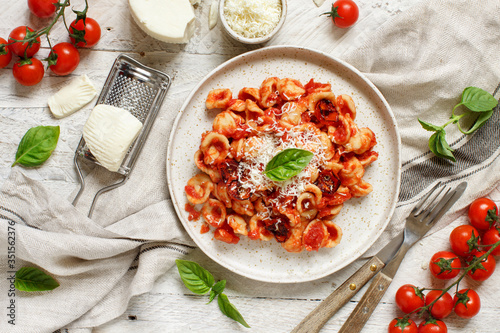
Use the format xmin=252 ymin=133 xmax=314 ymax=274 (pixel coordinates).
xmin=1 ymin=0 xmax=499 ymax=332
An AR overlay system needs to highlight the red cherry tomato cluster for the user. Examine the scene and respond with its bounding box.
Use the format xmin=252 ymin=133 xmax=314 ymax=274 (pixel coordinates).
xmin=389 ymin=197 xmax=500 ymax=332
xmin=0 ymin=0 xmax=102 ymax=86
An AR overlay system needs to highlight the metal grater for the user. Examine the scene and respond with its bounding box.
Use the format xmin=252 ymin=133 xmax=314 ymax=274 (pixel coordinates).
xmin=72 ymin=54 xmax=171 ymax=217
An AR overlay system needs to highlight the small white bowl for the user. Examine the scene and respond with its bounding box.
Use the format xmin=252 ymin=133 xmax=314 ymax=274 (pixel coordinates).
xmin=219 ymin=0 xmax=287 ymax=44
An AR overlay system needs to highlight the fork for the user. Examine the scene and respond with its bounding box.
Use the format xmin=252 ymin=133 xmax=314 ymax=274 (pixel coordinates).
xmin=333 ymin=181 xmax=467 ymax=333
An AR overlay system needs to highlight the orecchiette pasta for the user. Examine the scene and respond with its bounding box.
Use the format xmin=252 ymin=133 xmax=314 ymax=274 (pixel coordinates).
xmin=185 ymin=77 xmax=378 ymax=252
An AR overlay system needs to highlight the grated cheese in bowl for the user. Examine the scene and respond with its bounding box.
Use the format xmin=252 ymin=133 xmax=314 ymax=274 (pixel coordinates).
xmin=222 ymin=0 xmax=283 ymax=40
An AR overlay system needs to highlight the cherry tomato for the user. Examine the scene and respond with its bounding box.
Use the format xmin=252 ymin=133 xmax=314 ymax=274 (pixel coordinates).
xmin=8 ymin=26 xmax=41 ymax=58
xmin=388 ymin=317 xmax=418 ymax=333
xmin=466 ymin=250 xmax=496 ymax=281
xmin=395 ymin=284 xmax=425 ymax=314
xmin=0 ymin=37 xmax=12 ymax=68
xmin=12 ymin=58 xmax=44 ymax=86
xmin=453 ymin=288 xmax=480 ymax=319
xmin=468 ymin=197 xmax=498 ymax=230
xmin=418 ymin=318 xmax=447 ymax=333
xmin=48 ymin=42 xmax=80 ymax=76
xmin=482 ymin=226 xmax=500 ymax=255
xmin=27 ymin=0 xmax=58 ymax=18
xmin=449 ymin=224 xmax=480 ymax=257
xmin=322 ymin=0 xmax=359 ymax=29
xmin=69 ymin=17 xmax=101 ymax=48
xmin=424 ymin=290 xmax=453 ymax=319
xmin=429 ymin=251 xmax=461 ymax=280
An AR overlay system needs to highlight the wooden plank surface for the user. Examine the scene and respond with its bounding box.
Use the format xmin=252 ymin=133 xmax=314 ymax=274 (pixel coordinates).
xmin=1 ymin=0 xmax=499 ymax=332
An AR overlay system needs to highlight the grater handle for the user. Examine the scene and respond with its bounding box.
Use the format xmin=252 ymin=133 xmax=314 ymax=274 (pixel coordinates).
xmin=72 ymin=152 xmax=86 ymax=206
xmin=87 ymin=177 xmax=129 ymax=218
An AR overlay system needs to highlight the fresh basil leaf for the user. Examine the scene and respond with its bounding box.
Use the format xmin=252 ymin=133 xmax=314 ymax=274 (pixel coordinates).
xmin=176 ymin=259 xmax=214 ymax=295
xmin=217 ymin=293 xmax=250 ymax=328
xmin=459 ymin=86 xmax=498 ymax=112
xmin=459 ymin=109 xmax=494 ymax=135
xmin=418 ymin=119 xmax=442 ymax=132
xmin=264 ymin=148 xmax=314 ymax=182
xmin=434 ymin=131 xmax=456 ymax=162
xmin=12 ymin=126 xmax=60 ymax=167
xmin=15 ymin=267 xmax=59 ymax=292
xmin=428 ymin=131 xmax=440 ymax=158
xmin=208 ymin=280 xmax=226 ymax=304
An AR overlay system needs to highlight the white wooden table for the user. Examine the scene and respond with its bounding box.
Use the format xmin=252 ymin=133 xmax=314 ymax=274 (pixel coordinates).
xmin=1 ymin=0 xmax=499 ymax=332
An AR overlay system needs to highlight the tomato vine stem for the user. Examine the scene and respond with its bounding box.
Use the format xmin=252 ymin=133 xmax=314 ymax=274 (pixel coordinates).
xmin=405 ymin=238 xmax=500 ymax=318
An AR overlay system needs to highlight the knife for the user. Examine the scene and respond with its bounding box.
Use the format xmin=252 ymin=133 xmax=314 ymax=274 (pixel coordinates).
xmin=291 ymin=181 xmax=467 ymax=333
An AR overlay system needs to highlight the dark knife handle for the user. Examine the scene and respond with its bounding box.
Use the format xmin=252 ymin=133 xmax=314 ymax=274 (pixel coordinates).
xmin=337 ymin=271 xmax=393 ymax=333
xmin=291 ymin=256 xmax=384 ymax=333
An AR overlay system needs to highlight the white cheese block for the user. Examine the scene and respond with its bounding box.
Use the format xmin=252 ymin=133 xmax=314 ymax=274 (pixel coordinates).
xmin=129 ymin=0 xmax=196 ymax=44
xmin=209 ymin=1 xmax=218 ymax=30
xmin=83 ymin=104 xmax=143 ymax=172
xmin=48 ymin=75 xmax=97 ymax=118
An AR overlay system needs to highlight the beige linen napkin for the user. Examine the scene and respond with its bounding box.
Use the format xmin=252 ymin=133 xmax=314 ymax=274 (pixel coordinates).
xmin=342 ymin=0 xmax=500 ymax=256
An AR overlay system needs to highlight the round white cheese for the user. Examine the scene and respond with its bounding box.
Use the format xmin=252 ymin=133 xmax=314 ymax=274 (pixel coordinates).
xmin=129 ymin=0 xmax=196 ymax=44
xmin=83 ymin=104 xmax=143 ymax=172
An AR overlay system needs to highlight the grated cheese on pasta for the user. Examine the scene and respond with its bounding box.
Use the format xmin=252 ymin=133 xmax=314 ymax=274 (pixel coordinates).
xmin=223 ymin=0 xmax=282 ymax=39
xmin=237 ymin=124 xmax=327 ymax=208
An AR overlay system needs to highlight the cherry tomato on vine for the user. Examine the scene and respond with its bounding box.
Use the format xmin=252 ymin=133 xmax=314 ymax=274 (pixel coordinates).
xmin=466 ymin=251 xmax=496 ymax=281
xmin=468 ymin=197 xmax=498 ymax=230
xmin=69 ymin=17 xmax=101 ymax=48
xmin=482 ymin=226 xmax=500 ymax=255
xmin=417 ymin=318 xmax=447 ymax=333
xmin=48 ymin=42 xmax=80 ymax=76
xmin=12 ymin=58 xmax=44 ymax=86
xmin=449 ymin=224 xmax=480 ymax=257
xmin=322 ymin=0 xmax=359 ymax=29
xmin=424 ymin=290 xmax=453 ymax=319
xmin=395 ymin=284 xmax=425 ymax=314
xmin=453 ymin=288 xmax=480 ymax=319
xmin=8 ymin=26 xmax=41 ymax=58
xmin=28 ymin=0 xmax=58 ymax=18
xmin=0 ymin=37 xmax=12 ymax=68
xmin=388 ymin=317 xmax=418 ymax=333
xmin=429 ymin=251 xmax=461 ymax=280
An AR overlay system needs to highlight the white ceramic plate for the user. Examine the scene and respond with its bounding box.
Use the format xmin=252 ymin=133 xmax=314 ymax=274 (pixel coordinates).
xmin=167 ymin=46 xmax=401 ymax=283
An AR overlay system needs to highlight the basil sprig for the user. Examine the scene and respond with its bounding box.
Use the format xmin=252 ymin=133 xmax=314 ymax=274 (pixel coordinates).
xmin=264 ymin=148 xmax=314 ymax=181
xmin=15 ymin=267 xmax=59 ymax=292
xmin=12 ymin=125 xmax=60 ymax=167
xmin=418 ymin=87 xmax=497 ymax=162
xmin=176 ymin=260 xmax=250 ymax=328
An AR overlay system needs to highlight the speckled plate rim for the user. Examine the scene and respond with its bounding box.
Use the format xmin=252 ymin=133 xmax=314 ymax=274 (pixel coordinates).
xmin=166 ymin=45 xmax=401 ymax=283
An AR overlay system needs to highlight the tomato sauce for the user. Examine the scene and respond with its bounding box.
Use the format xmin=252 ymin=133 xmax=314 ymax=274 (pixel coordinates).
xmin=304 ymin=79 xmax=331 ymax=94
xmin=303 ymin=223 xmax=325 ymax=251
xmin=184 ymin=203 xmax=201 ymax=221
xmin=185 ymin=185 xmax=203 ymax=199
xmin=200 ymin=223 xmax=210 ymax=234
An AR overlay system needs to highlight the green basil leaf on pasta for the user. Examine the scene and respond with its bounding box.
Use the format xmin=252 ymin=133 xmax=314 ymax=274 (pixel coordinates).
xmin=217 ymin=293 xmax=250 ymax=328
xmin=459 ymin=86 xmax=498 ymax=112
xmin=176 ymin=259 xmax=214 ymax=295
xmin=15 ymin=267 xmax=59 ymax=292
xmin=12 ymin=125 xmax=60 ymax=167
xmin=264 ymin=148 xmax=314 ymax=182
